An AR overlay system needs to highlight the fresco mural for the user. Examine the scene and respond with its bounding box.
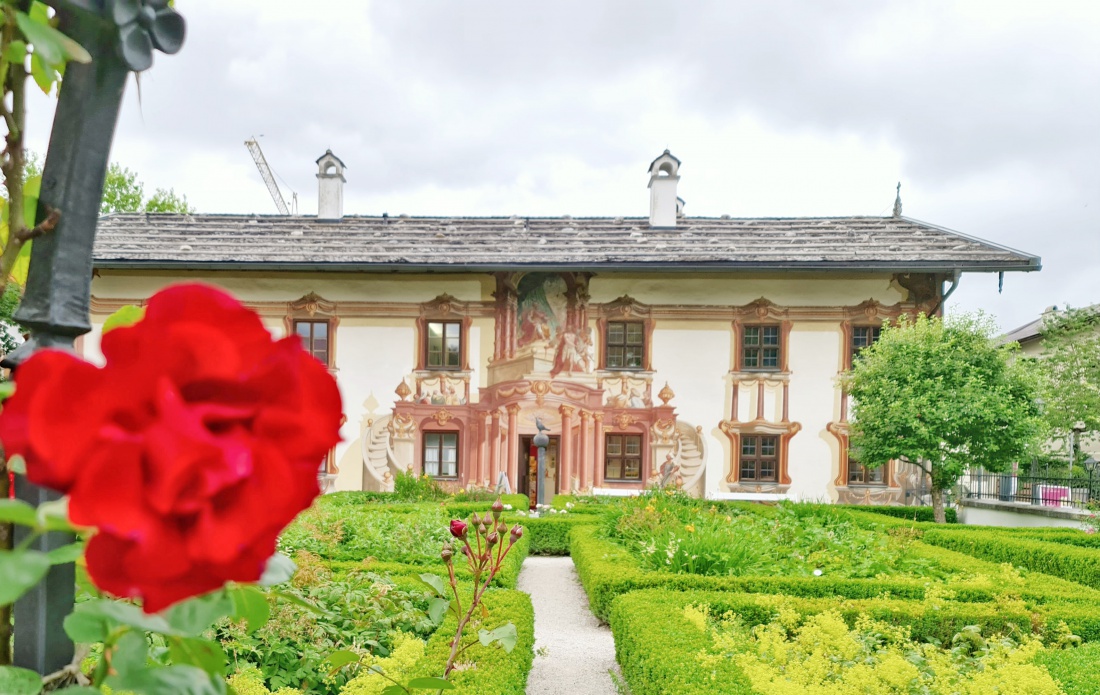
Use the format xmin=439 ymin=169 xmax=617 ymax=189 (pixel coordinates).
xmin=516 ymin=272 xmax=567 ymax=348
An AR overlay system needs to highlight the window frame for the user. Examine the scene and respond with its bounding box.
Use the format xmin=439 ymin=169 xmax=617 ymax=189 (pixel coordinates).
xmin=422 ymin=430 xmax=460 ymax=479
xmin=738 ymin=434 xmax=779 ymax=482
xmin=424 ymin=319 xmax=465 ymax=371
xmin=604 ymin=433 xmax=644 ymax=482
xmin=741 ymin=324 xmax=782 ymax=372
xmin=293 ymin=318 xmax=333 ymax=368
xmin=604 ymin=320 xmax=646 ymax=371
xmin=850 ymin=325 xmax=882 ymax=363
xmin=847 ymin=458 xmax=886 ymax=485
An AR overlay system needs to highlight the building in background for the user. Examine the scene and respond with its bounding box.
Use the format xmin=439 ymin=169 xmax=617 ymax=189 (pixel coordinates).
xmin=84 ymin=151 xmax=1040 ymax=504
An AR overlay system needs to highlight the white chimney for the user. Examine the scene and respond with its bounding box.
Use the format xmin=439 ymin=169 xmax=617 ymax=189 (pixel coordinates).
xmin=647 ymin=149 xmax=681 ymax=228
xmin=316 ymin=150 xmax=346 ymax=219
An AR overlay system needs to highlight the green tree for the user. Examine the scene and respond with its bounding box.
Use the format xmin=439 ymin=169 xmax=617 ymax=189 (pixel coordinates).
xmin=1038 ymin=305 xmax=1100 ymax=465
xmin=101 ymin=162 xmax=194 ymax=214
xmin=843 ymin=313 xmax=1044 ymax=523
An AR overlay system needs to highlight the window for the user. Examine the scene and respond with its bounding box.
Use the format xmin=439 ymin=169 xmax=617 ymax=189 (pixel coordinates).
xmin=605 ymin=434 xmax=643 ymax=481
xmin=295 ymin=320 xmax=330 ymax=365
xmin=851 ymin=326 xmax=882 ymax=361
xmin=426 ymin=321 xmax=462 ymax=370
xmin=742 ymin=325 xmax=780 ymax=370
xmin=739 ymin=435 xmax=778 ymax=481
xmin=605 ymin=321 xmax=645 ymax=370
xmin=423 ymin=432 xmax=458 ymax=478
xmin=848 ymin=459 xmax=885 ymax=485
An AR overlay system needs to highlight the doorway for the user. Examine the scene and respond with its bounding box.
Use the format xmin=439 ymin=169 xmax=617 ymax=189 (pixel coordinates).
xmin=519 ymin=435 xmax=559 ymax=506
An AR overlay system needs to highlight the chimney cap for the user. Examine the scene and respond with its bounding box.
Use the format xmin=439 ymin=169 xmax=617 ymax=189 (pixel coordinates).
xmin=648 ymin=149 xmax=681 ymax=176
xmin=316 ymin=149 xmax=347 ymax=170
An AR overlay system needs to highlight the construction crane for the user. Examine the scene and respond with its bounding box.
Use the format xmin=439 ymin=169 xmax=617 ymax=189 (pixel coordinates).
xmin=244 ymin=137 xmax=297 ymax=215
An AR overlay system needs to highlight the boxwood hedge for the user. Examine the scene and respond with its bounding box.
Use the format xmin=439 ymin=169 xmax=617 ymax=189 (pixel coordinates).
xmin=921 ymin=528 xmax=1100 ymax=590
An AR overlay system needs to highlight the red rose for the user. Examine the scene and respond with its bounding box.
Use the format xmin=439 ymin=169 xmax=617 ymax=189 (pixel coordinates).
xmin=0 ymin=284 xmax=342 ymax=612
xmin=449 ymin=519 xmax=468 ymax=539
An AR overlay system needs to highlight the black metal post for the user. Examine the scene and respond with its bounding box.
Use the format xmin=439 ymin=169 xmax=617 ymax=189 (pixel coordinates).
xmin=1 ymin=0 xmax=185 ymax=675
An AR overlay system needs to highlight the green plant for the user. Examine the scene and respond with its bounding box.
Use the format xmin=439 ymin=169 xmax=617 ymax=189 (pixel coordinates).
xmin=843 ymin=312 xmax=1045 ymax=522
xmin=218 ymin=564 xmax=438 ymax=695
xmin=393 ymin=470 xmax=448 ymax=502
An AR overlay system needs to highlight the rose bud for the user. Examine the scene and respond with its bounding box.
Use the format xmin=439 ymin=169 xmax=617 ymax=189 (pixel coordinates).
xmin=491 ymin=498 xmax=504 ymax=520
xmin=450 ymin=520 xmax=468 ymax=539
xmin=487 ymin=531 xmax=499 ymax=546
xmin=441 ymin=543 xmax=454 ymax=563
xmin=497 ymin=521 xmax=507 ymax=534
xmin=460 ymin=545 xmax=471 ymax=557
xmin=478 ymin=523 xmax=488 ymax=536
xmin=510 ymin=524 xmax=524 ymax=544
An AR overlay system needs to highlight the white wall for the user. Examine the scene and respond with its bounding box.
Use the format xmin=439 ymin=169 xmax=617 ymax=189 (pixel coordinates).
xmin=786 ymin=323 xmax=844 ymax=501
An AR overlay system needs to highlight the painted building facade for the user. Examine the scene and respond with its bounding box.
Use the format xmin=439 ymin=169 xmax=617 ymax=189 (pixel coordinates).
xmin=85 ymin=152 xmax=1040 ymax=505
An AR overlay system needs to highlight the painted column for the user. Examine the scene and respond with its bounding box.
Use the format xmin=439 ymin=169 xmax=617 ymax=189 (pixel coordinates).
xmin=559 ymin=405 xmax=575 ymax=494
xmin=489 ymin=409 xmax=502 ymax=486
xmin=479 ymin=412 xmax=492 ymax=485
xmin=578 ymin=410 xmax=591 ymax=491
xmin=506 ymin=404 xmax=520 ymax=490
xmin=593 ymin=413 xmax=605 ymax=488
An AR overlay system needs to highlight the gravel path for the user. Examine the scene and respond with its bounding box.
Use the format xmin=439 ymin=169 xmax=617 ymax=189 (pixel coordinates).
xmin=517 ymin=556 xmax=620 ymax=694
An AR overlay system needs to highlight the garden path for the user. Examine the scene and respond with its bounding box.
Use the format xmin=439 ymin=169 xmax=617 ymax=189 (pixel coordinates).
xmin=517 ymin=556 xmax=620 ymax=694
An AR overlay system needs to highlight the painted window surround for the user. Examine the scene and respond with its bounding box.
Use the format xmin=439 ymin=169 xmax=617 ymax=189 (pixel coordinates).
xmin=284 ymin=293 xmax=340 ymax=474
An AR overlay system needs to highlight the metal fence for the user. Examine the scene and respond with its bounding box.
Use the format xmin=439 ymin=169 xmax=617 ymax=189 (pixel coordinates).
xmin=961 ymin=470 xmax=1100 ymax=510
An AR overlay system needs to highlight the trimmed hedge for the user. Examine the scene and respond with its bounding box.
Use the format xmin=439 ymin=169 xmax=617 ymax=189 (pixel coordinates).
xmin=841 ymin=504 xmax=958 ymax=524
xmin=323 ymin=531 xmax=531 ymax=590
xmin=922 ymin=528 xmax=1100 ymax=591
xmin=569 ymin=525 xmax=946 ymax=621
xmin=520 ymin=515 xmax=597 ymax=555
xmin=610 ymin=589 xmax=1036 ymax=695
xmin=1033 ymin=642 xmax=1100 ymax=695
xmin=412 ymin=588 xmax=535 ymax=695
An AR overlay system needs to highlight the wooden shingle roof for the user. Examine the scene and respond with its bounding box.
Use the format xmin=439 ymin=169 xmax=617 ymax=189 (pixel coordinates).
xmin=92 ymin=214 xmax=1039 ymax=273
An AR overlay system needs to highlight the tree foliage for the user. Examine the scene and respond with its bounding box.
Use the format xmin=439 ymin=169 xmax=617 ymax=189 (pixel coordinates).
xmin=1038 ymin=305 xmax=1100 ymax=461
xmin=101 ymin=162 xmax=194 ymax=214
xmin=843 ymin=313 xmax=1043 ymax=522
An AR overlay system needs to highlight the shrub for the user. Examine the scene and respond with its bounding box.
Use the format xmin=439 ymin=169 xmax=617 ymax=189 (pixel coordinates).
xmin=922 ymin=528 xmax=1100 ymax=590
xmin=842 ymin=504 xmax=958 ymax=524
xmin=339 ymin=632 xmax=427 ymax=694
xmin=610 ymin=589 xmax=1056 ymax=695
xmin=279 ymin=505 xmax=451 ymax=565
xmin=411 ymin=588 xmax=535 ymax=695
xmin=393 ymin=470 xmax=449 ymax=502
xmin=1033 ymin=642 xmax=1100 ymax=695
xmin=217 ymin=567 xmax=438 ymax=695
xmin=520 ymin=515 xmax=597 ymax=555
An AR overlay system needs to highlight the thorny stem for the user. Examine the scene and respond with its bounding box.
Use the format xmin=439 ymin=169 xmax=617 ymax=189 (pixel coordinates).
xmin=442 ymin=534 xmax=517 ymax=680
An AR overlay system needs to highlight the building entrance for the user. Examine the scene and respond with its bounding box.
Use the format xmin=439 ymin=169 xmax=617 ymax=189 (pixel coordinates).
xmin=518 ymin=435 xmax=559 ymax=507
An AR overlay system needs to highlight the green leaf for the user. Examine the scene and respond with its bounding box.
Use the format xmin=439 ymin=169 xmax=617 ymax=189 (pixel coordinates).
xmin=76 ymin=599 xmax=182 ymax=636
xmin=22 ymin=174 xmax=40 ymax=232
xmin=3 ymin=40 xmax=27 ymax=64
xmin=268 ymin=588 xmax=328 ymax=616
xmin=102 ymin=305 xmax=145 ymax=334
xmin=0 ymin=550 xmax=50 ymax=606
xmin=228 ymin=585 xmax=270 ymax=632
xmin=0 ymin=380 xmax=16 ymax=402
xmin=0 ymin=666 xmax=42 ymax=695
xmin=162 ymin=590 xmax=235 ymax=637
xmin=46 ymin=541 xmax=84 ymax=565
xmin=381 ymin=686 xmax=405 ymax=695
xmin=416 ymin=572 xmax=447 ymax=598
xmin=112 ymin=630 xmax=149 ymax=677
xmin=0 ymin=499 xmax=37 ymax=527
xmin=407 ymin=676 xmax=455 ymax=690
xmin=63 ymin=610 xmax=108 ymax=643
xmin=8 ymin=455 xmax=26 ymax=475
xmin=35 ymin=497 xmax=75 ymax=532
xmin=258 ymin=553 xmax=296 ymax=587
xmin=477 ymin=622 xmax=518 ymax=652
xmin=168 ymin=637 xmax=228 ymax=677
xmin=28 ymin=52 xmax=55 ymax=95
xmin=325 ymin=649 xmax=360 ymax=676
xmin=106 ymin=665 xmax=226 ymax=695
xmin=427 ymin=597 xmax=449 ymax=624
xmin=15 ymin=11 xmax=92 ymax=66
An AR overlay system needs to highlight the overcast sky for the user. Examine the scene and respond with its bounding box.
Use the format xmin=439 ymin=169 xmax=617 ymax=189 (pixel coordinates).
xmin=26 ymin=0 xmax=1100 ymax=332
